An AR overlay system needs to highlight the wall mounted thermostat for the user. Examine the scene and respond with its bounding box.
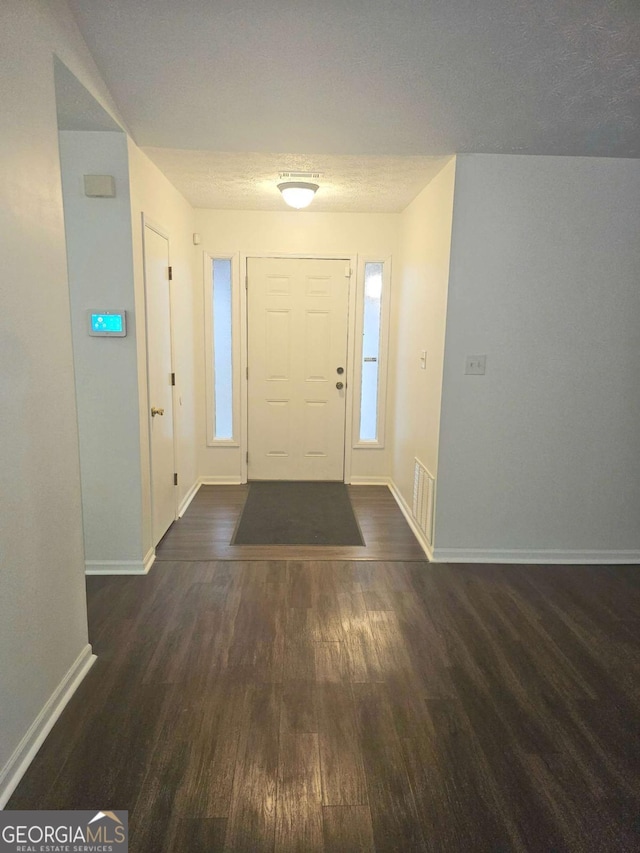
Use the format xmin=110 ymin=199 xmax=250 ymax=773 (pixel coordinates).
xmin=87 ymin=310 xmax=127 ymax=337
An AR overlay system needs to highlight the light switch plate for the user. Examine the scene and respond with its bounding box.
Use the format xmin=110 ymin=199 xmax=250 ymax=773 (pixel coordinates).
xmin=465 ymin=355 xmax=486 ymax=375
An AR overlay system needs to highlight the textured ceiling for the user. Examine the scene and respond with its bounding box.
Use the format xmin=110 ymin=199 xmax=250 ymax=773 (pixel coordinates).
xmin=141 ymin=149 xmax=450 ymax=212
xmin=65 ymin=0 xmax=640 ymax=211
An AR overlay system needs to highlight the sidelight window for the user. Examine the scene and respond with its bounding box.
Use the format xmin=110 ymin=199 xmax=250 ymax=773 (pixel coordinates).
xmin=205 ymin=254 xmax=239 ymax=445
xmin=355 ymin=259 xmax=391 ymax=447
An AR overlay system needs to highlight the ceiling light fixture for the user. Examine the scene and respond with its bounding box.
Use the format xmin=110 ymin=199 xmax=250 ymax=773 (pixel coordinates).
xmin=278 ymin=180 xmax=319 ymax=209
xmin=277 ymin=172 xmax=321 ymax=209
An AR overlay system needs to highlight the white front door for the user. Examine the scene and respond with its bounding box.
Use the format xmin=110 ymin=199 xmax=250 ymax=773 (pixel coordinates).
xmin=247 ymin=257 xmax=350 ymax=481
xmin=143 ymin=222 xmax=176 ymax=543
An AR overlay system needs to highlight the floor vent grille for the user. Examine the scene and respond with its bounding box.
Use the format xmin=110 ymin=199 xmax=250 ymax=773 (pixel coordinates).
xmin=412 ymin=458 xmax=435 ymax=547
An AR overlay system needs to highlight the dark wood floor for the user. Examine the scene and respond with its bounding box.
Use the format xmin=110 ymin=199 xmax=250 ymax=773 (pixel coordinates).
xmin=156 ymin=485 xmax=425 ymax=561
xmin=9 ymin=559 xmax=640 ymax=851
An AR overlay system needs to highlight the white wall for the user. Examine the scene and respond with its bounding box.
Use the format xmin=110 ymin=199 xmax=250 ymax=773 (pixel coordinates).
xmin=0 ymin=0 xmax=125 ymax=802
xmin=390 ymin=158 xmax=456 ymax=510
xmin=59 ymin=130 xmax=144 ymax=566
xmin=194 ymin=210 xmax=399 ymax=482
xmin=435 ymin=154 xmax=640 ymax=560
xmin=128 ymin=142 xmax=197 ymax=547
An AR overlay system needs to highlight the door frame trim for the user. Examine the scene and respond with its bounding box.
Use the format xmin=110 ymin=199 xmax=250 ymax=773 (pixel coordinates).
xmin=141 ymin=213 xmax=179 ymax=541
xmin=241 ymin=252 xmax=358 ymax=484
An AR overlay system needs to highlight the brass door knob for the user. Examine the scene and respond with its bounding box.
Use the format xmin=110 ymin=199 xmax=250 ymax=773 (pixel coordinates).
xmin=336 ymin=382 xmax=344 ymax=390
xmin=151 ymin=407 xmax=165 ymax=417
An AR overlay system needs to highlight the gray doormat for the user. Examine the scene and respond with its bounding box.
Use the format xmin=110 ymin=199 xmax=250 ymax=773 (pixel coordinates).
xmin=232 ymin=481 xmax=365 ymax=546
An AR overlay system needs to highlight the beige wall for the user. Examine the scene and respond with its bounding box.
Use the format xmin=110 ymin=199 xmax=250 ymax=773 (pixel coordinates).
xmin=57 ymin=133 xmax=197 ymax=569
xmin=194 ymin=209 xmax=399 ymax=482
xmin=59 ymin=130 xmax=144 ymax=567
xmin=127 ymin=142 xmax=197 ymax=552
xmin=0 ymin=0 xmax=124 ymax=802
xmin=389 ymin=158 xmax=456 ymax=508
xmin=435 ymin=154 xmax=640 ymax=560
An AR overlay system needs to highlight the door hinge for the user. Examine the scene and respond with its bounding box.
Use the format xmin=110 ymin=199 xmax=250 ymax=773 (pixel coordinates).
xmin=246 ymin=451 xmax=249 ymax=464
xmin=246 ymin=366 xmax=249 ymax=380
xmin=168 ymin=265 xmax=173 ymax=281
xmin=245 ymin=274 xmax=248 ymax=290
xmin=171 ymin=372 xmax=176 ymax=386
xmin=174 ymin=472 xmax=178 ymax=486
xmin=345 ymin=265 xmax=352 ymax=278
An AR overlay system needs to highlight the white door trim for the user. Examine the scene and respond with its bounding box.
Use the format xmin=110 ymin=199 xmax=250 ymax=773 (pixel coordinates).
xmin=240 ymin=252 xmax=357 ymax=484
xmin=141 ymin=213 xmax=179 ymax=537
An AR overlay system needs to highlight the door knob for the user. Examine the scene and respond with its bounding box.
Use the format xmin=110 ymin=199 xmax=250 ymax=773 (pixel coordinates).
xmin=336 ymin=366 xmax=344 ymax=374
xmin=151 ymin=407 xmax=165 ymax=417
xmin=336 ymin=382 xmax=344 ymax=390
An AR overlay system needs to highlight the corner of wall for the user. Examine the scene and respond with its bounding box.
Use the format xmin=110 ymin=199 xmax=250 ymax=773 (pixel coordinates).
xmin=390 ymin=156 xmax=456 ymax=525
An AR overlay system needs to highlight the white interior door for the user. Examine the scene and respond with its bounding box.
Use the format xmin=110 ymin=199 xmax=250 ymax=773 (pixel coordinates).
xmin=143 ymin=223 xmax=176 ymax=543
xmin=247 ymin=257 xmax=350 ymax=480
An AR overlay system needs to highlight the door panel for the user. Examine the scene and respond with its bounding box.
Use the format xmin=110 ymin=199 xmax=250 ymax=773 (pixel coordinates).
xmin=247 ymin=257 xmax=349 ymax=481
xmin=304 ymin=311 xmax=331 ymax=379
xmin=144 ymin=224 xmax=175 ymax=543
xmin=265 ymin=310 xmax=291 ymax=379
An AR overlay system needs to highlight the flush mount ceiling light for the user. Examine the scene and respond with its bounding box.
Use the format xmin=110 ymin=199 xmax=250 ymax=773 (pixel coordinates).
xmin=277 ymin=172 xmax=321 ymax=209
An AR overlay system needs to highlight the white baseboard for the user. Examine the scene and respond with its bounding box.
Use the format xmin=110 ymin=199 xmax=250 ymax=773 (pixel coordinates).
xmin=387 ymin=480 xmax=433 ymax=560
xmin=85 ymin=548 xmax=155 ymax=576
xmin=178 ymin=480 xmax=201 ymax=517
xmin=0 ymin=644 xmax=96 ymax=809
xmin=349 ymin=476 xmax=392 ymax=486
xmin=432 ymin=548 xmax=640 ymax=564
xmin=143 ymin=548 xmax=156 ymax=573
xmin=199 ymin=476 xmax=243 ymax=486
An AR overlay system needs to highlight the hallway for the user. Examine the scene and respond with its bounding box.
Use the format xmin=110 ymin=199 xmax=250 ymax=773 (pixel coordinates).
xmin=8 ymin=557 xmax=640 ymax=851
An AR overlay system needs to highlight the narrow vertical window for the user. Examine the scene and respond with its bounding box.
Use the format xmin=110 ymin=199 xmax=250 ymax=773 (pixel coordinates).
xmin=212 ymin=258 xmax=233 ymax=440
xmin=359 ymin=262 xmax=383 ymax=441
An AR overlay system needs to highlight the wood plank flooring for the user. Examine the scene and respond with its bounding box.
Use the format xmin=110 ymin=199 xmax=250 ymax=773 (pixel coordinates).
xmin=156 ymin=484 xmax=425 ymax=561
xmin=8 ymin=561 xmax=640 ymax=851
